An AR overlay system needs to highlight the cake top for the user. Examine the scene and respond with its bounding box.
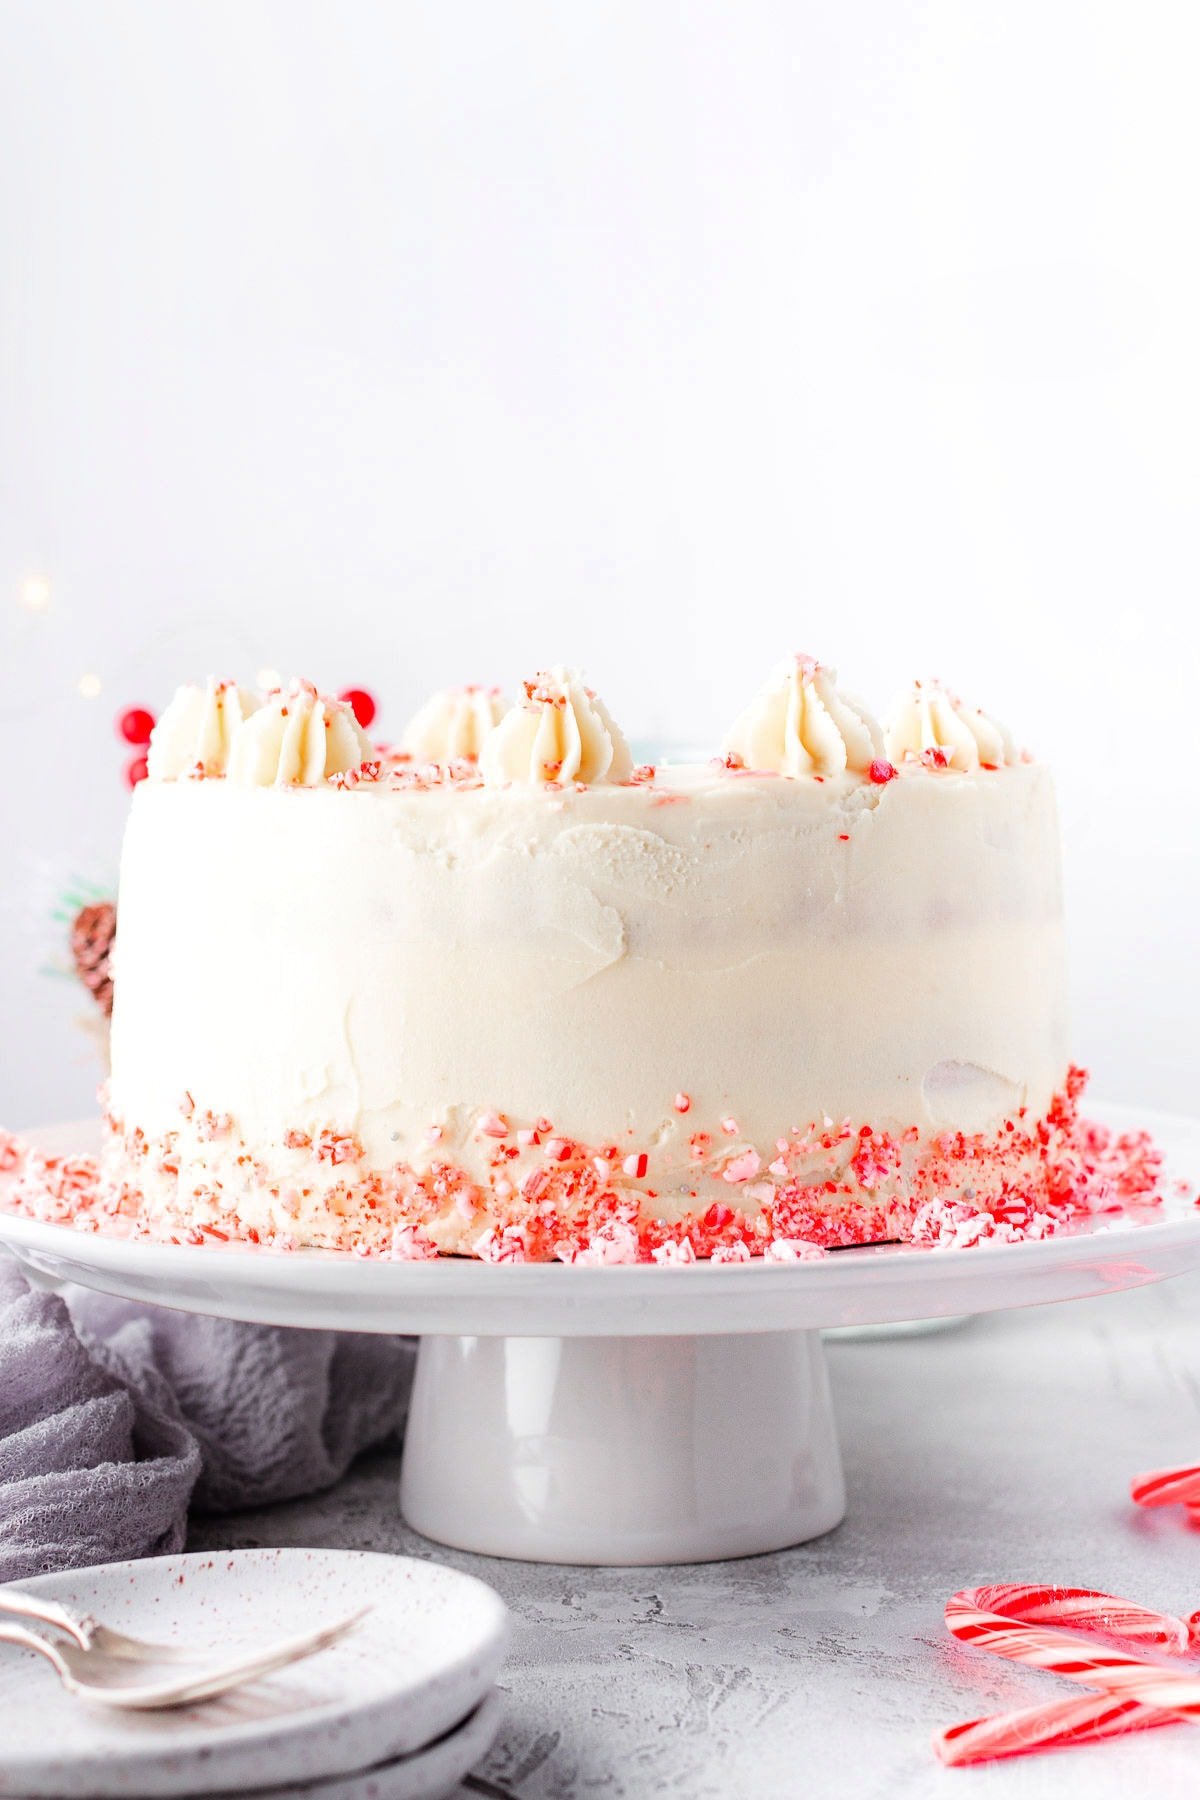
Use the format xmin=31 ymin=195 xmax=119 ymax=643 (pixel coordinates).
xmin=724 ymin=655 xmax=882 ymax=778
xmin=402 ymin=684 xmax=507 ymax=763
xmin=147 ymin=677 xmax=259 ymax=780
xmin=227 ymin=681 xmax=373 ymax=786
xmin=480 ymin=667 xmax=633 ymax=787
xmin=142 ymin=659 xmax=1028 ymax=792
xmin=884 ymin=680 xmax=1016 ymax=771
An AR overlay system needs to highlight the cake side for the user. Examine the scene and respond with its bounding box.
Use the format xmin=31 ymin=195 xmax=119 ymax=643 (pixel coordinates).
xmin=100 ymin=752 xmax=1073 ymax=1261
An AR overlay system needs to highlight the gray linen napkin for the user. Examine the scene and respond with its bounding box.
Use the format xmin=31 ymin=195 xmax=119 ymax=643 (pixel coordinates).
xmin=0 ymin=1258 xmax=414 ymax=1582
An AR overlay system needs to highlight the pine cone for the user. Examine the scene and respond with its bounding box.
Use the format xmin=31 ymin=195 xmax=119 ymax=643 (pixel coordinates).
xmin=71 ymin=901 xmax=117 ymax=1018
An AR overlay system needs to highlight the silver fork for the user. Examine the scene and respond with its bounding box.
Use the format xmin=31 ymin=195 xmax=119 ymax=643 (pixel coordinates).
xmin=0 ymin=1593 xmax=369 ymax=1710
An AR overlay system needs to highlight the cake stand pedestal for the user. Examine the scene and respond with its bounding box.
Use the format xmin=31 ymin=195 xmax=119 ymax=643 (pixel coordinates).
xmin=402 ymin=1330 xmax=844 ymax=1563
xmin=4 ymin=1106 xmax=1200 ymax=1566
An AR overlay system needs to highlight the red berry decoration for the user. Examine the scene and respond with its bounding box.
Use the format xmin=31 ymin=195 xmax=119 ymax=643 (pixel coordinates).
xmin=118 ymin=706 xmax=156 ymax=746
xmin=124 ymin=752 xmax=149 ymax=789
xmin=868 ymin=759 xmax=897 ymax=785
xmin=339 ymin=687 xmax=376 ymax=729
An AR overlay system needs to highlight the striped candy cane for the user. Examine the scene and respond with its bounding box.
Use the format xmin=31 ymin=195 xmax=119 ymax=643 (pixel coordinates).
xmin=1131 ymin=1463 xmax=1200 ymax=1519
xmin=935 ymin=1585 xmax=1200 ymax=1767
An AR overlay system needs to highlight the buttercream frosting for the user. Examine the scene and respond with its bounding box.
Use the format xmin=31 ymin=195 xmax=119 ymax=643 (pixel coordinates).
xmin=480 ymin=668 xmax=633 ymax=786
xmin=227 ymin=680 xmax=372 ymax=787
xmin=402 ymin=685 xmax=507 ymax=763
xmin=99 ymin=658 xmax=1072 ymax=1263
xmin=147 ymin=679 xmax=259 ymax=780
xmin=884 ymin=681 xmax=1014 ymax=770
xmin=725 ymin=655 xmax=883 ymax=777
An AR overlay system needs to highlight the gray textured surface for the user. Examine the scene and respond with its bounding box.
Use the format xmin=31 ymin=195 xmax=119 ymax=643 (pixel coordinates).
xmin=188 ymin=1274 xmax=1200 ymax=1799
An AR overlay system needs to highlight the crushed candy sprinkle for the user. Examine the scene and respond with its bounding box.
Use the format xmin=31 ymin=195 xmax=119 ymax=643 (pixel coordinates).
xmin=0 ymin=1068 xmax=1184 ymax=1267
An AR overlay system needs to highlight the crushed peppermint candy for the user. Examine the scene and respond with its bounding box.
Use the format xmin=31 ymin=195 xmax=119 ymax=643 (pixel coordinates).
xmin=764 ymin=1238 xmax=826 ymax=1262
xmin=652 ymin=1237 xmax=698 ymax=1266
xmin=0 ymin=1066 xmax=1183 ymax=1268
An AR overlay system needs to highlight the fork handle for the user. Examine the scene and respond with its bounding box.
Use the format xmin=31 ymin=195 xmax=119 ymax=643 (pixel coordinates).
xmin=0 ymin=1589 xmax=91 ymax=1648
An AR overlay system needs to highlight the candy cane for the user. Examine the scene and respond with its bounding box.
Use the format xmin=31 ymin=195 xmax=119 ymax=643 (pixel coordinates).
xmin=939 ymin=1691 xmax=1154 ymax=1764
xmin=934 ymin=1585 xmax=1200 ymax=1767
xmin=1131 ymin=1463 xmax=1200 ymax=1517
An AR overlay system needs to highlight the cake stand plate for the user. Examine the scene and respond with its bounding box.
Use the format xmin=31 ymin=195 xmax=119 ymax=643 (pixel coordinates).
xmin=3 ymin=1106 xmax=1199 ymax=1566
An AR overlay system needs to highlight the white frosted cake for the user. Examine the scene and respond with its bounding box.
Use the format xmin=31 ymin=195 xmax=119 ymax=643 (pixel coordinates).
xmin=69 ymin=656 xmax=1130 ymax=1264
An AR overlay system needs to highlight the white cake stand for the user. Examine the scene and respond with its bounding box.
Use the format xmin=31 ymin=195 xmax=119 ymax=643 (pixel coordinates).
xmin=4 ymin=1106 xmax=1199 ymax=1566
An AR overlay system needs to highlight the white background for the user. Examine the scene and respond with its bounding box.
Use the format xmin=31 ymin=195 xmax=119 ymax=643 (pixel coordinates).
xmin=1 ymin=1 xmax=1196 ymax=1128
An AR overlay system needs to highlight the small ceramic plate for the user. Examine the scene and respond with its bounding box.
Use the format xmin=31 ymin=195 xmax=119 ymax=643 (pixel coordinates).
xmin=238 ymin=1691 xmax=504 ymax=1800
xmin=0 ymin=1549 xmax=508 ymax=1798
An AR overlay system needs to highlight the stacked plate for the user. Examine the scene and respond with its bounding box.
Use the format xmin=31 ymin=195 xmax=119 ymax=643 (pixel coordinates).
xmin=0 ymin=1549 xmax=508 ymax=1800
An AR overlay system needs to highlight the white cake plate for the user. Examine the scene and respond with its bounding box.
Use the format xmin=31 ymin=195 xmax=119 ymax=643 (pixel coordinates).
xmin=3 ymin=1105 xmax=1199 ymax=1566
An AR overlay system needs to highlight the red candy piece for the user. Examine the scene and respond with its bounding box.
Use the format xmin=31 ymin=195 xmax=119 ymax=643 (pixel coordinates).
xmin=118 ymin=706 xmax=156 ymax=746
xmin=339 ymin=688 xmax=377 ymax=729
xmin=124 ymin=752 xmax=149 ymax=788
xmin=868 ymin=759 xmax=896 ymax=785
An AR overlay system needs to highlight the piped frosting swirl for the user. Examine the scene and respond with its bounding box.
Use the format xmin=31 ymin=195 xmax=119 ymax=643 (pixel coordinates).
xmin=227 ymin=681 xmax=373 ymax=787
xmin=480 ymin=667 xmax=633 ymax=787
xmin=725 ymin=655 xmax=883 ymax=777
xmin=884 ymin=681 xmax=1014 ymax=770
xmin=147 ymin=678 xmax=259 ymax=780
xmin=402 ymin=685 xmax=508 ymax=763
